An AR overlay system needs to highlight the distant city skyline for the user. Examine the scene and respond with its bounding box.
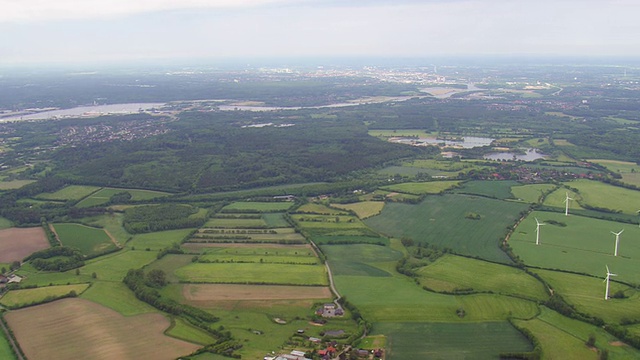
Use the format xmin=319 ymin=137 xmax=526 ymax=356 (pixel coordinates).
xmin=2 ymin=0 xmax=640 ymax=65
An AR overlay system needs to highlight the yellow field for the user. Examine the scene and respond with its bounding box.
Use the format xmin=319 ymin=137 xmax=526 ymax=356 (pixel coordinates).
xmin=331 ymin=201 xmax=385 ymax=219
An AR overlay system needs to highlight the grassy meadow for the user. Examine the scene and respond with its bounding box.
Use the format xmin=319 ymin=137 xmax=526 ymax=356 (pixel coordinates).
xmin=204 ymin=217 xmax=268 ymax=228
xmin=417 ymin=254 xmax=548 ymax=301
xmin=365 ymin=194 xmax=529 ymax=263
xmin=453 ymin=180 xmax=519 ymax=199
xmin=566 ymin=179 xmax=640 ymax=214
xmin=542 ymin=187 xmax=584 ymax=210
xmin=221 ymin=201 xmax=293 ymax=212
xmin=35 ymin=185 xmax=101 ymax=201
xmin=52 ymin=223 xmax=116 ymax=256
xmin=0 ymin=330 xmax=14 ymax=360
xmin=166 ymin=318 xmax=217 ymax=345
xmin=128 ymin=228 xmax=194 ymax=250
xmin=590 ymin=159 xmax=640 ymax=187
xmin=296 ymin=203 xmax=348 ymax=215
xmin=80 ymin=250 xmax=158 ymax=282
xmin=76 ymin=187 xmax=170 ymax=207
xmin=0 ymin=284 xmax=89 ymax=308
xmin=175 ymin=263 xmax=328 ymax=285
xmin=80 ymin=281 xmax=157 ymax=316
xmin=380 ymin=180 xmax=462 ymax=195
xmin=331 ymin=201 xmax=385 ymax=219
xmin=511 ymin=183 xmax=557 ymax=203
xmin=372 ymin=322 xmax=533 ymax=360
xmin=510 ymin=211 xmax=640 ymax=284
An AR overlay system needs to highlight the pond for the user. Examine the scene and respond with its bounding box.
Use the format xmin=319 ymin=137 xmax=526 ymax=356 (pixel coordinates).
xmin=484 ymin=149 xmax=548 ymax=161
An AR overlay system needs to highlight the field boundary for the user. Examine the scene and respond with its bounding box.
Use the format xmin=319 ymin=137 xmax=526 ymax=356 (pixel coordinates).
xmin=0 ymin=314 xmax=24 ymax=360
xmin=47 ymin=224 xmax=62 ymax=246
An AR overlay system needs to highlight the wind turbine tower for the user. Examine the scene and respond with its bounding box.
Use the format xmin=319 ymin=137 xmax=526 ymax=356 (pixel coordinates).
xmin=564 ymin=192 xmax=573 ymax=216
xmin=611 ymin=229 xmax=624 ymax=257
xmin=604 ymin=265 xmax=617 ymax=300
xmin=535 ymin=218 xmax=545 ymax=245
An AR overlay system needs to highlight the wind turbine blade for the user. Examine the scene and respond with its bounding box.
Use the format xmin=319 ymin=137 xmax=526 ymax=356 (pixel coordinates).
xmin=606 ymin=265 xmax=610 ymax=274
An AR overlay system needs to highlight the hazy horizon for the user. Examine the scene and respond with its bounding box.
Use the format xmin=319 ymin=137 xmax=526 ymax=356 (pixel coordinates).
xmin=2 ymin=0 xmax=640 ymax=66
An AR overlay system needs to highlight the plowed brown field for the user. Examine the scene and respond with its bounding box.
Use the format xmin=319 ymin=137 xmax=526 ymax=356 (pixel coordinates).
xmin=0 ymin=227 xmax=49 ymax=262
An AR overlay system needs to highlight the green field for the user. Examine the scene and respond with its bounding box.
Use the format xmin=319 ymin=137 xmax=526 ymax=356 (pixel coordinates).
xmin=515 ymin=306 xmax=640 ymax=359
xmin=453 ymin=180 xmax=519 ymax=199
xmin=510 ymin=211 xmax=640 ymax=283
xmin=565 ymin=179 xmax=640 ymax=214
xmin=76 ymin=187 xmax=170 ymax=207
xmin=369 ymin=129 xmax=432 ymax=138
xmin=166 ymin=317 xmax=217 ymax=345
xmin=380 ymin=180 xmax=462 ymax=195
xmin=533 ymin=269 xmax=640 ymax=324
xmin=402 ymin=159 xmax=474 ymax=172
xmin=199 ymin=248 xmax=319 ymax=265
xmin=81 ymin=213 xmax=130 ymax=245
xmin=371 ymin=322 xmax=533 ymax=360
xmin=190 ymin=227 xmax=305 ymax=244
xmin=0 ymin=327 xmax=14 ymax=360
xmin=0 ymin=217 xmax=11 ymax=230
xmin=35 ymin=185 xmax=101 ymax=201
xmin=203 ymin=217 xmax=268 ymax=228
xmin=80 ymin=250 xmax=158 ymax=282
xmin=366 ymin=194 xmax=529 ymax=263
xmin=312 ymin=235 xmax=389 ymax=246
xmin=292 ymin=214 xmax=372 ymax=236
xmin=590 ymin=159 xmax=640 ymax=186
xmin=543 ymin=187 xmax=584 ymax=210
xmin=128 ymin=228 xmax=194 ymax=251
xmin=417 ymin=254 xmax=548 ymax=301
xmin=326 ymin=244 xmax=538 ymax=322
xmin=52 ymin=223 xmax=116 ymax=256
xmin=331 ymin=201 xmax=385 ymax=219
xmin=80 ymin=281 xmax=157 ymax=316
xmin=175 ymin=263 xmax=328 ymax=285
xmin=511 ymin=183 xmax=557 ymax=203
xmin=145 ymin=254 xmax=194 ymax=283
xmin=296 ymin=203 xmax=348 ymax=215
xmin=0 ymin=284 xmax=89 ymax=308
xmin=261 ymin=213 xmax=290 ymax=227
xmin=221 ymin=201 xmax=293 ymax=212
xmin=0 ymin=179 xmax=35 ymax=190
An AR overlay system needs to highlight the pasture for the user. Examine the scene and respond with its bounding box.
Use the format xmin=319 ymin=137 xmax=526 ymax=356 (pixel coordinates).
xmin=515 ymin=306 xmax=640 ymax=359
xmin=416 ymin=254 xmax=548 ymax=301
xmin=509 ymin=211 xmax=640 ymax=283
xmin=0 ymin=227 xmax=49 ymax=262
xmin=128 ymin=228 xmax=194 ymax=250
xmin=52 ymin=223 xmax=116 ymax=256
xmin=175 ymin=263 xmax=328 ymax=286
xmin=3 ymin=298 xmax=200 ymax=360
xmin=590 ymin=159 xmax=640 ymax=187
xmin=261 ymin=213 xmax=289 ymax=227
xmin=380 ymin=180 xmax=462 ymax=195
xmin=166 ymin=317 xmax=217 ymax=345
xmin=221 ymin=201 xmax=293 ymax=212
xmin=0 ymin=284 xmax=89 ymax=308
xmin=0 ymin=329 xmax=13 ymax=360
xmin=80 ymin=250 xmax=158 ymax=282
xmin=80 ymin=281 xmax=156 ymax=316
xmin=296 ymin=203 xmax=348 ymax=215
xmin=80 ymin=213 xmax=130 ymax=245
xmin=453 ymin=180 xmax=519 ymax=199
xmin=76 ymin=187 xmax=170 ymax=207
xmin=565 ymin=179 xmax=640 ymax=214
xmin=365 ymin=194 xmax=529 ymax=263
xmin=511 ymin=183 xmax=557 ymax=203
xmin=203 ymin=217 xmax=267 ymax=228
xmin=35 ymin=185 xmax=100 ymax=201
xmin=371 ymin=322 xmax=533 ymax=360
xmin=533 ymin=269 xmax=640 ymax=324
xmin=0 ymin=179 xmax=35 ymax=190
xmin=331 ymin=201 xmax=385 ymax=219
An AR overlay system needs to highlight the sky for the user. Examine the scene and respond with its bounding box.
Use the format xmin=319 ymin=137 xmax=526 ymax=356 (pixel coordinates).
xmin=1 ymin=0 xmax=640 ymax=65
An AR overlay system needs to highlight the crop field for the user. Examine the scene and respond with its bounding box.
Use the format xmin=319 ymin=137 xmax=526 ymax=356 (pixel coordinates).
xmin=175 ymin=262 xmax=328 ymax=285
xmin=509 ymin=211 xmax=640 ymax=283
xmin=322 ymin=244 xmax=403 ymax=277
xmin=515 ymin=306 xmax=640 ymax=359
xmin=0 ymin=227 xmax=49 ymax=262
xmin=129 ymin=228 xmax=194 ymax=250
xmin=331 ymin=201 xmax=385 ymax=219
xmin=0 ymin=284 xmax=89 ymax=308
xmin=76 ymin=187 xmax=170 ymax=207
xmin=589 ymin=159 xmax=640 ymax=186
xmin=191 ymin=227 xmax=305 ymax=244
xmin=35 ymin=185 xmax=100 ymax=201
xmin=79 ymin=213 xmax=130 ymax=245
xmin=291 ymin=214 xmax=372 ymax=237
xmin=203 ymin=217 xmax=268 ymax=228
xmin=52 ymin=223 xmax=116 ymax=256
xmin=533 ymin=269 xmax=640 ymax=324
xmin=380 ymin=180 xmax=462 ymax=195
xmin=221 ymin=201 xmax=293 ymax=212
xmin=199 ymin=251 xmax=319 ymax=265
xmin=365 ymin=194 xmax=529 ymax=263
xmin=416 ymin=255 xmax=548 ymax=301
xmin=371 ymin=322 xmax=533 ymax=360
xmin=166 ymin=317 xmax=217 ymax=345
xmin=511 ymin=183 xmax=557 ymax=203
xmin=453 ymin=180 xmax=519 ymax=199
xmin=198 ymin=245 xmax=315 ymax=257
xmin=4 ymin=298 xmax=200 ymax=360
xmin=295 ymin=203 xmax=348 ymax=215
xmin=564 ymin=179 xmax=640 ymax=214
xmin=402 ymin=159 xmax=474 ymax=172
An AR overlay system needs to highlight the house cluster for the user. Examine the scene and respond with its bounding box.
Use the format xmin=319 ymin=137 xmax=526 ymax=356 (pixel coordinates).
xmin=264 ymin=350 xmax=310 ymax=360
xmin=315 ymin=303 xmax=344 ymax=317
xmin=0 ymin=273 xmax=22 ymax=290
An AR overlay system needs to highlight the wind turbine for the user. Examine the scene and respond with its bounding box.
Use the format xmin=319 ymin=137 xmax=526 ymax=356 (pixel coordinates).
xmin=636 ymin=210 xmax=640 ymax=228
xmin=611 ymin=229 xmax=624 ymax=257
xmin=564 ymin=192 xmax=573 ymax=216
xmin=535 ymin=218 xmax=545 ymax=245
xmin=604 ymin=265 xmax=617 ymax=300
